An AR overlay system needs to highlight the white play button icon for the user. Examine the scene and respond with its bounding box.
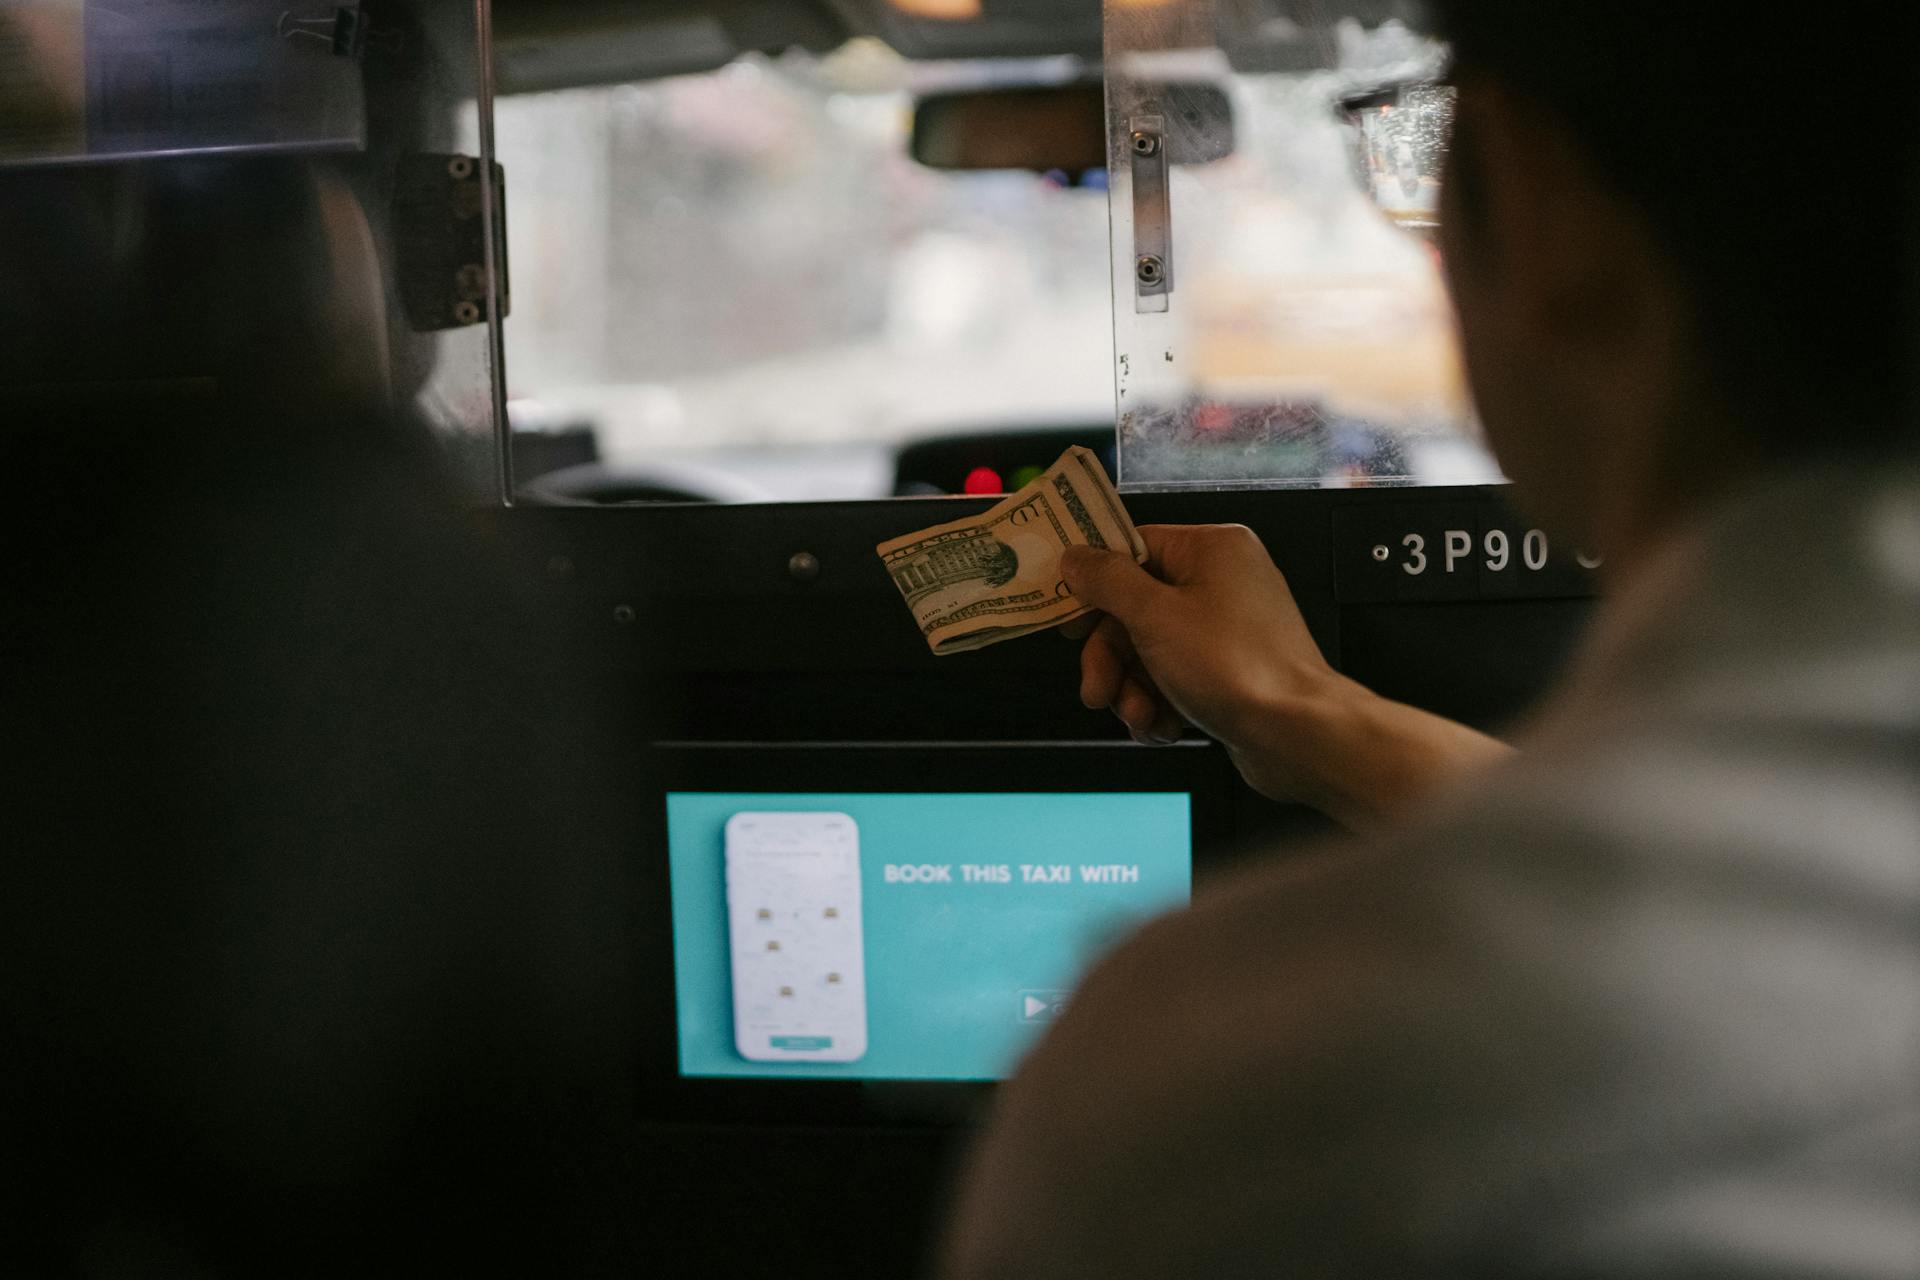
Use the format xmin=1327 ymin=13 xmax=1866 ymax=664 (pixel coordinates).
xmin=1018 ymin=990 xmax=1070 ymax=1023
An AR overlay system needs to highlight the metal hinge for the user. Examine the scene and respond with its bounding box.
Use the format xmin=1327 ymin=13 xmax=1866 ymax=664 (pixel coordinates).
xmin=393 ymin=154 xmax=513 ymax=332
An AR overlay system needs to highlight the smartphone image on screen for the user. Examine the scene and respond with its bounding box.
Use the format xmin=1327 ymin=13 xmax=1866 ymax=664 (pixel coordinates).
xmin=724 ymin=812 xmax=868 ymax=1064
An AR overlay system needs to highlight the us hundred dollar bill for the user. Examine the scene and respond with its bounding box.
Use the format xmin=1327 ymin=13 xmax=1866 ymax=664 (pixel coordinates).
xmin=876 ymin=447 xmax=1147 ymax=655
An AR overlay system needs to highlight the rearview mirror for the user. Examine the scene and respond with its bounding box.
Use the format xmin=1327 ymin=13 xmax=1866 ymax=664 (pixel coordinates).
xmin=911 ymin=83 xmax=1233 ymax=173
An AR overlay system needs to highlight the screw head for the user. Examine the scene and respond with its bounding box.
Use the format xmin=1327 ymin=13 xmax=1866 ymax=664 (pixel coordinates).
xmin=1130 ymin=130 xmax=1160 ymax=156
xmin=1135 ymin=255 xmax=1165 ymax=287
xmin=1371 ymin=544 xmax=1391 ymax=562
xmin=787 ymin=551 xmax=821 ymax=583
xmin=447 ymin=156 xmax=475 ymax=180
xmin=453 ymin=301 xmax=481 ymax=325
xmin=612 ymin=604 xmax=636 ymax=625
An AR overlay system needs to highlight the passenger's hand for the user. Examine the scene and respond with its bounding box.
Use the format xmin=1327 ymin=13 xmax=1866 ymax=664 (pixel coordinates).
xmin=1062 ymin=525 xmax=1338 ymax=779
xmin=1062 ymin=525 xmax=1512 ymax=829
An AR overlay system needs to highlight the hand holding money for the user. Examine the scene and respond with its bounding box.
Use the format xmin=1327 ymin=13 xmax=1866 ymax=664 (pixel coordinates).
xmin=876 ymin=447 xmax=1146 ymax=655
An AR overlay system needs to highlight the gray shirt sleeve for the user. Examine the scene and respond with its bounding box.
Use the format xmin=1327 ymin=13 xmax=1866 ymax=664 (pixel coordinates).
xmin=938 ymin=728 xmax=1920 ymax=1278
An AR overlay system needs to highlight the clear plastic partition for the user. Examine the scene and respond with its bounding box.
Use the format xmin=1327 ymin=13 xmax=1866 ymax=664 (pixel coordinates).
xmin=0 ymin=0 xmax=510 ymax=501
xmin=1104 ymin=0 xmax=1498 ymax=490
xmin=399 ymin=2 xmax=514 ymax=503
xmin=490 ymin=45 xmax=1114 ymax=503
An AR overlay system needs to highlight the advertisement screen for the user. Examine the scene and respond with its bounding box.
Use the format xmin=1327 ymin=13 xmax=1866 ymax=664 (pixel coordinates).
xmin=666 ymin=792 xmax=1192 ymax=1081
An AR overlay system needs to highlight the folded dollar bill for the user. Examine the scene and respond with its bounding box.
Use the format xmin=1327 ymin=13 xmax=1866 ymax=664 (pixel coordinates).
xmin=877 ymin=446 xmax=1147 ymax=655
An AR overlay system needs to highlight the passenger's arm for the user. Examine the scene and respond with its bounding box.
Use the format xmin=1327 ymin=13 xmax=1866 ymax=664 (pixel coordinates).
xmin=1062 ymin=525 xmax=1511 ymax=833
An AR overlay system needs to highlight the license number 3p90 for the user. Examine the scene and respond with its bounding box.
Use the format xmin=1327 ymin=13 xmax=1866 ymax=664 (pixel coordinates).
xmin=1376 ymin=529 xmax=1602 ymax=576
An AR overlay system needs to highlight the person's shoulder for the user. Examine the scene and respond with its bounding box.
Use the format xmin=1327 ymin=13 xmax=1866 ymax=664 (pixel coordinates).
xmin=953 ymin=706 xmax=1920 ymax=1272
xmin=1467 ymin=657 xmax=1920 ymax=914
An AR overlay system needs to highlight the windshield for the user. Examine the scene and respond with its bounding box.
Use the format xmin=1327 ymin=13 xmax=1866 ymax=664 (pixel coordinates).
xmin=495 ymin=35 xmax=1499 ymax=502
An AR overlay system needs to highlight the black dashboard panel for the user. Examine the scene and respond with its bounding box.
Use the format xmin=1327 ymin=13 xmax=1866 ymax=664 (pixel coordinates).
xmin=890 ymin=425 xmax=1116 ymax=496
xmin=479 ymin=483 xmax=1597 ymax=1276
xmin=485 ymin=483 xmax=1596 ymax=741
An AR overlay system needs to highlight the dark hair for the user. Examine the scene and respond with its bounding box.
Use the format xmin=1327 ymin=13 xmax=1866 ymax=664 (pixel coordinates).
xmin=1425 ymin=1 xmax=1913 ymax=457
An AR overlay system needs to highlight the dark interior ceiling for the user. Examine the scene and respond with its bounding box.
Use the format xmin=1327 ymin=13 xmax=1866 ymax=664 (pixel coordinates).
xmin=492 ymin=0 xmax=1095 ymax=94
xmin=491 ymin=0 xmax=1423 ymax=94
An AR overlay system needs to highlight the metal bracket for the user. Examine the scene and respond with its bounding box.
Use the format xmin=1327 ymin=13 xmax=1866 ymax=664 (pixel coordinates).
xmin=1128 ymin=115 xmax=1172 ymax=313
xmin=392 ymin=153 xmax=512 ymax=333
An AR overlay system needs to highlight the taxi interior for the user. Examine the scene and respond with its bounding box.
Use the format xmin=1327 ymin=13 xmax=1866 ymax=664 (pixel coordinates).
xmin=480 ymin=1 xmax=1600 ymax=1271
xmin=2 ymin=0 xmax=1603 ymax=1270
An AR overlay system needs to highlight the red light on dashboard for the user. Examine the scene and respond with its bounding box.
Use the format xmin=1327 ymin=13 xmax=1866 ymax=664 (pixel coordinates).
xmin=962 ymin=466 xmax=1004 ymax=495
xmin=1193 ymin=401 xmax=1235 ymax=433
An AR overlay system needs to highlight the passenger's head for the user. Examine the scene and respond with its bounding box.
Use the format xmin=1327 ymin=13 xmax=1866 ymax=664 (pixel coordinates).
xmin=0 ymin=160 xmax=393 ymax=412
xmin=1425 ymin=1 xmax=1910 ymax=555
